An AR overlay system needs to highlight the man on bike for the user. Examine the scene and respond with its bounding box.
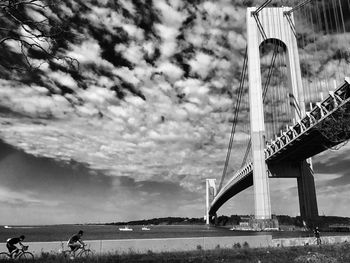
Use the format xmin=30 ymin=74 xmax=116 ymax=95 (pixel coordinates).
xmin=6 ymin=235 xmax=25 ymax=258
xmin=67 ymin=230 xmax=85 ymax=254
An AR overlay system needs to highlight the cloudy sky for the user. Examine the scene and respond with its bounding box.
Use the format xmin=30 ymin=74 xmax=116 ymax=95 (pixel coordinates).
xmin=0 ymin=0 xmax=349 ymax=225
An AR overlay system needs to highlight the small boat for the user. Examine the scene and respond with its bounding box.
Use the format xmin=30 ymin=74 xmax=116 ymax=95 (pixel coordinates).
xmin=119 ymin=226 xmax=133 ymax=231
xmin=4 ymin=225 xmax=10 ymax=229
xmin=141 ymin=226 xmax=151 ymax=231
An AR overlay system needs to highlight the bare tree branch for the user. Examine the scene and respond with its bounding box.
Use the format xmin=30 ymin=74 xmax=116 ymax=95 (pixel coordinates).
xmin=0 ymin=0 xmax=78 ymax=72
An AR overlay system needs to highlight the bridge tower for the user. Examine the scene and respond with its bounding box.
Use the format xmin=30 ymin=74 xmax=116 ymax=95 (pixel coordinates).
xmin=205 ymin=179 xmax=217 ymax=224
xmin=247 ymin=7 xmax=318 ymax=220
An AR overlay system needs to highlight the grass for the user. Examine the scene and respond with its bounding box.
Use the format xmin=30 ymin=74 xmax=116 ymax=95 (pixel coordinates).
xmin=5 ymin=242 xmax=350 ymax=263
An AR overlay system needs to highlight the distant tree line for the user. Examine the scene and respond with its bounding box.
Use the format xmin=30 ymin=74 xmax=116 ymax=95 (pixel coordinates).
xmin=106 ymin=215 xmax=350 ymax=230
xmin=107 ymin=217 xmax=205 ymax=226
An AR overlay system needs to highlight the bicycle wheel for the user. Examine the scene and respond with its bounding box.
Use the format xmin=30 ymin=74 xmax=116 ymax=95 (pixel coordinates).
xmin=79 ymin=250 xmax=93 ymax=258
xmin=18 ymin=251 xmax=34 ymax=261
xmin=0 ymin=252 xmax=11 ymax=260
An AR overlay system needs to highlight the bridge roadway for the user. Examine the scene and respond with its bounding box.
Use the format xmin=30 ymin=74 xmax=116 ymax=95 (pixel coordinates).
xmin=209 ymin=78 xmax=350 ymax=215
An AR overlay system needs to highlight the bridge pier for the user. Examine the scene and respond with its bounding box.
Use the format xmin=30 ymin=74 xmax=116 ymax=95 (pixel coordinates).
xmin=269 ymin=160 xmax=319 ymax=220
xmin=297 ymin=160 xmax=318 ymax=219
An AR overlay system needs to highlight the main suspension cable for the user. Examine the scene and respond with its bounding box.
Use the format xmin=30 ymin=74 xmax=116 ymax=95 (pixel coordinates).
xmin=218 ymin=47 xmax=248 ymax=192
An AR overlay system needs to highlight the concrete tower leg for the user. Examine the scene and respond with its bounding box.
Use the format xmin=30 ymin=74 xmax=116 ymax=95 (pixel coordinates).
xmin=205 ymin=179 xmax=216 ymax=225
xmin=247 ymin=8 xmax=271 ymax=220
xmin=297 ymin=160 xmax=319 ymax=220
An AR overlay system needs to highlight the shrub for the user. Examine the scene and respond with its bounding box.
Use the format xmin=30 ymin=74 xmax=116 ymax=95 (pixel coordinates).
xmin=233 ymin=243 xmax=241 ymax=249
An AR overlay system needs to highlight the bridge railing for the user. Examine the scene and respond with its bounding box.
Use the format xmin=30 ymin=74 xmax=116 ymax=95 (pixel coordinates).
xmin=264 ymin=78 xmax=350 ymax=161
xmin=220 ymin=162 xmax=252 ymax=193
xmin=211 ymin=162 xmax=253 ymax=208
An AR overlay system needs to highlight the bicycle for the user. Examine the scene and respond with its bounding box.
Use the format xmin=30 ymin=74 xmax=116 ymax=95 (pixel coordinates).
xmin=0 ymin=245 xmax=34 ymax=260
xmin=61 ymin=243 xmax=93 ymax=259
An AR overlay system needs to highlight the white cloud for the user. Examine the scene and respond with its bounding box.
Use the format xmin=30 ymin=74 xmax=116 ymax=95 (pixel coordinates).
xmin=113 ymin=67 xmax=140 ymax=85
xmin=155 ymin=23 xmax=179 ymax=58
xmin=0 ymin=81 xmax=72 ymax=118
xmin=75 ymin=104 xmax=99 ymax=116
xmin=49 ymin=71 xmax=78 ymax=90
xmin=157 ymin=62 xmax=183 ymax=81
xmin=188 ymin=52 xmax=214 ymax=78
xmin=67 ymin=39 xmax=102 ymax=64
xmin=79 ymin=86 xmax=116 ymax=105
xmin=228 ymin=31 xmax=246 ymax=50
xmin=5 ymin=40 xmax=22 ymax=54
xmin=175 ymin=78 xmax=209 ymax=98
xmin=119 ymin=0 xmax=135 ymax=15
xmin=115 ymin=42 xmax=144 ymax=65
xmin=122 ymin=23 xmax=144 ymax=40
xmin=154 ymin=1 xmax=184 ymax=27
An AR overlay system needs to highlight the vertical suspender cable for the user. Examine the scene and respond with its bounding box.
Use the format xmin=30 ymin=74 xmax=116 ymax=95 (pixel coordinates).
xmin=327 ymin=1 xmax=335 ymax=34
xmin=315 ymin=1 xmax=326 ymax=100
xmin=308 ymin=3 xmax=322 ymax=95
xmin=339 ymin=0 xmax=350 ymax=74
xmin=332 ymin=0 xmax=343 ymax=84
xmin=338 ymin=0 xmax=346 ymax=33
xmin=332 ymin=0 xmax=340 ymax=34
xmin=322 ymin=0 xmax=332 ymax=91
xmin=322 ymin=0 xmax=330 ymax=35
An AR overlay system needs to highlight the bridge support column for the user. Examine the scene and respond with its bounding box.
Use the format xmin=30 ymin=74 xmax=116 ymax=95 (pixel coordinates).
xmin=269 ymin=160 xmax=318 ymax=220
xmin=297 ymin=160 xmax=318 ymax=219
xmin=205 ymin=179 xmax=216 ymax=225
xmin=247 ymin=8 xmax=271 ymax=220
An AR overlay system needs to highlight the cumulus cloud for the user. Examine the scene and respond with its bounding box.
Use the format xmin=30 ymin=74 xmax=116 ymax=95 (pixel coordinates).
xmin=115 ymin=42 xmax=144 ymax=65
xmin=49 ymin=71 xmax=78 ymax=90
xmin=188 ymin=52 xmax=214 ymax=78
xmin=154 ymin=1 xmax=184 ymax=27
xmin=157 ymin=62 xmax=184 ymax=81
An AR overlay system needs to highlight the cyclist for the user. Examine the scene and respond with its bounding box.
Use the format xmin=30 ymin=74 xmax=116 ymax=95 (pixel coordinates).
xmin=6 ymin=235 xmax=25 ymax=258
xmin=67 ymin=230 xmax=85 ymax=254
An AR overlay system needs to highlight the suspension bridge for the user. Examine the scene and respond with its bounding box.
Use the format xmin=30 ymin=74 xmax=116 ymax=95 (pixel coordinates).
xmin=206 ymin=0 xmax=350 ymax=227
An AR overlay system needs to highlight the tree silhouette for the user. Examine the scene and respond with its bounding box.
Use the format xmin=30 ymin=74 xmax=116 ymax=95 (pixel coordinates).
xmin=0 ymin=0 xmax=77 ymax=73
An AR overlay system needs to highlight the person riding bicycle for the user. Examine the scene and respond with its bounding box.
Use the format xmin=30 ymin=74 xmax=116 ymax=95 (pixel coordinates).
xmin=67 ymin=230 xmax=85 ymax=254
xmin=6 ymin=235 xmax=25 ymax=258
